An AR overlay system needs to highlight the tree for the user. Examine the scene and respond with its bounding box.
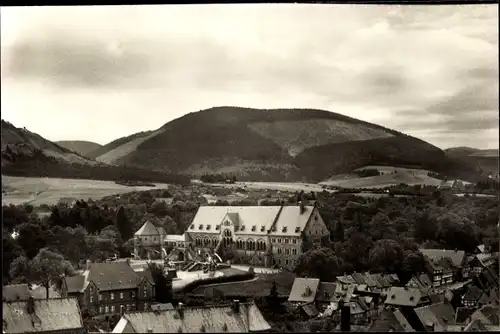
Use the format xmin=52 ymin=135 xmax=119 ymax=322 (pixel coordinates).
xmin=115 ymin=206 xmax=133 ymax=241
xmin=30 ymin=248 xmax=75 ymax=299
xmin=295 ymin=247 xmax=344 ymax=281
xmin=368 ymin=239 xmax=404 ymax=273
xmin=3 ymin=232 xmax=24 ymax=283
xmin=147 ymin=262 xmax=173 ymax=303
xmin=266 ymin=280 xmax=280 ymax=308
xmin=16 ymin=222 xmax=47 ymax=259
xmin=9 ymin=255 xmax=31 ymax=284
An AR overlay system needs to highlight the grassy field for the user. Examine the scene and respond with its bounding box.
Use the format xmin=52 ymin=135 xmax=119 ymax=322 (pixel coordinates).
xmin=1 ymin=175 xmax=170 ymax=206
xmin=210 ymin=181 xmax=333 ymax=193
xmin=188 ymin=271 xmax=296 ymax=298
xmin=320 ymin=165 xmax=443 ymax=189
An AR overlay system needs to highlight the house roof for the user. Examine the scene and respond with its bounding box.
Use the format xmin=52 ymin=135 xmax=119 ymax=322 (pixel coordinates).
xmin=337 ymin=274 xmax=357 ymax=285
xmin=470 ymin=305 xmax=500 ymax=326
xmin=301 ymin=302 xmax=320 ymax=318
xmin=464 ymin=286 xmax=484 ymax=301
xmin=414 ymin=302 xmax=456 ymax=332
xmin=351 ymin=272 xmax=367 ymax=285
xmin=393 ymin=309 xmax=415 ymax=332
xmin=476 ymin=253 xmax=495 ymax=267
xmin=29 ymin=285 xmax=61 ymax=300
xmin=187 ymin=205 xmax=317 ymax=237
xmin=288 ymin=278 xmax=320 ymax=303
xmin=455 ymin=307 xmax=476 ymax=325
xmin=64 ymin=261 xmax=145 ymax=293
xmin=156 ymin=227 xmax=166 ymax=236
xmin=136 ymin=268 xmax=155 ymax=285
xmin=419 ymin=248 xmax=466 ymax=268
xmin=112 ymin=301 xmax=271 ymax=333
xmin=477 ymin=244 xmax=486 ymax=254
xmin=427 ymin=256 xmax=455 ymax=272
xmin=134 ymin=221 xmax=159 ymax=236
xmin=165 ymin=234 xmax=185 ymax=242
xmin=2 ymin=297 xmax=84 ymax=333
xmin=384 ymin=287 xmax=423 ymax=307
xmin=3 ymin=284 xmax=31 ymax=302
xmin=316 ymin=282 xmax=338 ymax=302
xmin=150 ymin=303 xmax=174 ymax=311
xmin=369 ymin=309 xmax=406 ymax=332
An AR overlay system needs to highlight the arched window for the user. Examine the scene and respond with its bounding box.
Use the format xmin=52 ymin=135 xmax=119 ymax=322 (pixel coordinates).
xmin=196 ymin=238 xmax=202 ymax=246
xmin=256 ymin=239 xmax=265 ymax=251
xmin=212 ymin=239 xmax=218 ymax=247
xmin=203 ymin=237 xmax=210 ymax=247
xmin=223 ymin=230 xmax=232 ymax=237
xmin=246 ymin=239 xmax=255 ymax=251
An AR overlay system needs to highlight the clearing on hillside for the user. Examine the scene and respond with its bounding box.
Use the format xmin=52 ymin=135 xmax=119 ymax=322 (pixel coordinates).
xmin=1 ymin=175 xmax=170 ymax=206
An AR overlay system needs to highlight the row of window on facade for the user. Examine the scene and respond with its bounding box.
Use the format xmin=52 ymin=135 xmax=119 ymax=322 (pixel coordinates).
xmin=97 ymin=302 xmax=149 ymax=314
xmin=88 ymin=289 xmax=150 ymax=303
xmin=272 ymin=258 xmax=298 ymax=267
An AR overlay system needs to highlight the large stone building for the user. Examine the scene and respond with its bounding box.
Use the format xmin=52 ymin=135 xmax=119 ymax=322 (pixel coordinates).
xmin=133 ymin=221 xmax=166 ymax=259
xmin=162 ymin=203 xmax=330 ymax=270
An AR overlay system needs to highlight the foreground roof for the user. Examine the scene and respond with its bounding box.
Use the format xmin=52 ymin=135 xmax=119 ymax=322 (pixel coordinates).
xmin=288 ymin=278 xmax=320 ymax=303
xmin=414 ymin=302 xmax=456 ymax=332
xmin=2 ymin=298 xmax=84 ymax=333
xmin=2 ymin=284 xmax=31 ymax=302
xmin=64 ymin=261 xmax=147 ymax=293
xmin=112 ymin=301 xmax=271 ymax=333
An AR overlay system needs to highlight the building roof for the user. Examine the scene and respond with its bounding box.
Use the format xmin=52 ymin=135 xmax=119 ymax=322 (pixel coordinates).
xmin=3 ymin=284 xmax=31 ymax=302
xmin=419 ymin=248 xmax=466 ymax=268
xmin=29 ymin=285 xmax=61 ymax=300
xmin=384 ymin=287 xmax=423 ymax=307
xmin=316 ymin=282 xmax=338 ymax=302
xmin=165 ymin=234 xmax=186 ymax=242
xmin=369 ymin=309 xmax=406 ymax=332
xmin=476 ymin=253 xmax=495 ymax=267
xmin=393 ymin=309 xmax=415 ymax=331
xmin=464 ymin=286 xmax=484 ymax=302
xmin=470 ymin=305 xmax=500 ymax=326
xmin=156 ymin=227 xmax=166 ymax=236
xmin=337 ymin=274 xmax=357 ymax=285
xmin=477 ymin=244 xmax=486 ymax=254
xmin=135 ymin=221 xmax=160 ymax=236
xmin=64 ymin=261 xmax=147 ymax=293
xmin=455 ymin=307 xmax=476 ymax=325
xmin=301 ymin=302 xmax=320 ymax=318
xmin=2 ymin=297 xmax=84 ymax=333
xmin=150 ymin=303 xmax=174 ymax=311
xmin=288 ymin=278 xmax=320 ymax=303
xmin=187 ymin=205 xmax=317 ymax=237
xmin=351 ymin=272 xmax=367 ymax=285
xmin=414 ymin=302 xmax=456 ymax=332
xmin=270 ymin=205 xmax=315 ymax=236
xmin=111 ymin=301 xmax=271 ymax=333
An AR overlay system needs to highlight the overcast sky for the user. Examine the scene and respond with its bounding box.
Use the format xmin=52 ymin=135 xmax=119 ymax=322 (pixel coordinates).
xmin=1 ymin=4 xmax=498 ymax=149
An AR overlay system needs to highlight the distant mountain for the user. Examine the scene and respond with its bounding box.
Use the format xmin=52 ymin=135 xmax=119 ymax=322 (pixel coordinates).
xmin=92 ymin=107 xmax=484 ymax=182
xmin=444 ymin=146 xmax=498 ymax=176
xmin=1 ymin=120 xmax=189 ymax=184
xmin=55 ymin=141 xmax=103 ymax=158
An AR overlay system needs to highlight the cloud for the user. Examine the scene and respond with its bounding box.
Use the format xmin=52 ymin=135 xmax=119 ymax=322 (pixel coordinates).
xmin=0 ymin=4 xmax=498 ymax=149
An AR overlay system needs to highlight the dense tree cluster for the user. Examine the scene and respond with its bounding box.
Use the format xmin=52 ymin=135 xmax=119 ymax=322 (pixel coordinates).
xmin=354 ymin=168 xmax=381 ymax=178
xmin=200 ymin=174 xmax=237 ymax=183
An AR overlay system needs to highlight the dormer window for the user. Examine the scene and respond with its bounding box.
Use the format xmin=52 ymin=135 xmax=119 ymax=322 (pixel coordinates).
xmin=295 ymin=227 xmax=300 ymax=233
xmin=272 ymin=227 xmax=276 ymax=232
xmin=251 ymin=225 xmax=256 ymax=232
xmin=261 ymin=226 xmax=265 ymax=232
xmin=199 ymin=224 xmax=203 ymax=230
xmin=206 ymin=225 xmax=211 ymax=230
xmin=216 ymin=225 xmax=220 ymax=230
xmin=240 ymin=226 xmax=245 ymax=231
xmin=282 ymin=226 xmax=287 ymax=233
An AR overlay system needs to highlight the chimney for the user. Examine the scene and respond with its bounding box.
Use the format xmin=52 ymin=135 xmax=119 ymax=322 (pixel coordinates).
xmin=340 ymin=300 xmax=351 ymax=332
xmin=232 ymin=300 xmax=240 ymax=313
xmin=147 ymin=328 xmax=153 ymax=333
xmin=177 ymin=302 xmax=184 ymax=319
xmin=27 ymin=296 xmax=35 ymax=314
xmin=86 ymin=259 xmax=92 ymax=271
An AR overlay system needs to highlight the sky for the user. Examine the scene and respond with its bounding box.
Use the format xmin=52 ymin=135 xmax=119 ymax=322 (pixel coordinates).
xmin=1 ymin=4 xmax=498 ymax=149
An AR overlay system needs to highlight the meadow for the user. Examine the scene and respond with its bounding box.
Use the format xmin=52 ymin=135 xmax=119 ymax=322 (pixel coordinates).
xmin=1 ymin=175 xmax=170 ymax=206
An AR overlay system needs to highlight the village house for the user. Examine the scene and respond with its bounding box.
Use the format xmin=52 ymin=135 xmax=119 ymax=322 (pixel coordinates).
xmin=60 ymin=260 xmax=155 ymax=318
xmin=368 ymin=308 xmax=415 ymax=332
xmin=111 ymin=300 xmax=271 ymax=333
xmin=2 ymin=297 xmax=85 ymax=334
xmin=383 ymin=287 xmax=431 ymax=309
xmin=171 ymin=203 xmax=329 ymax=270
xmin=468 ymin=253 xmax=497 ymax=277
xmin=133 ymin=221 xmax=166 ymax=259
xmin=419 ymin=249 xmax=468 ymax=286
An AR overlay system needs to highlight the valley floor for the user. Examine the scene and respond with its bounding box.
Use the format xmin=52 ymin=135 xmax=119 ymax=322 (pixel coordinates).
xmin=1 ymin=175 xmax=170 ymax=206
